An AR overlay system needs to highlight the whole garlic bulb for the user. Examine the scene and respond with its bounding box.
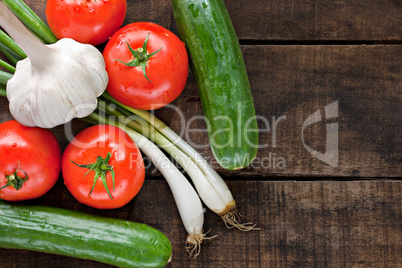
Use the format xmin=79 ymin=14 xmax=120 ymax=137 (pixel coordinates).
xmin=0 ymin=2 xmax=108 ymax=128
xmin=7 ymin=39 xmax=108 ymax=128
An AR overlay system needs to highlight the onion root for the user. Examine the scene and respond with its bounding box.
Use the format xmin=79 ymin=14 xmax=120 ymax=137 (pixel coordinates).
xmin=185 ymin=231 xmax=217 ymax=258
xmin=219 ymin=202 xmax=259 ymax=231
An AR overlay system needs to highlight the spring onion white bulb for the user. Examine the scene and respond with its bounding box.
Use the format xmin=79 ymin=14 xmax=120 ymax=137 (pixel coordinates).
xmin=129 ymin=130 xmax=206 ymax=257
xmin=101 ymin=96 xmax=256 ymax=231
xmin=133 ymin=114 xmax=256 ymax=230
xmin=0 ymin=2 xmax=108 ymax=128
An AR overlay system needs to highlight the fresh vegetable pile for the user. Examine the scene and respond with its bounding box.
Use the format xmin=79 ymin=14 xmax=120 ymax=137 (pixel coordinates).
xmin=0 ymin=0 xmax=259 ymax=266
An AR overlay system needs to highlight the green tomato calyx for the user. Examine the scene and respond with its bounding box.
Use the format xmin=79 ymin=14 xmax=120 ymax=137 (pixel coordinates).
xmin=71 ymin=152 xmax=116 ymax=200
xmin=0 ymin=161 xmax=29 ymax=191
xmin=115 ymin=32 xmax=163 ymax=83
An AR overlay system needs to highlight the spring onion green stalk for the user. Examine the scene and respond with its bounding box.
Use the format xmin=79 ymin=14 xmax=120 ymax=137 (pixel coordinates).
xmin=0 ymin=29 xmax=26 ymax=58
xmin=2 ymin=0 xmax=57 ymax=44
xmin=86 ymin=111 xmax=207 ymax=257
xmin=0 ymin=41 xmax=23 ymax=65
xmin=0 ymin=85 xmax=6 ymax=98
xmin=0 ymin=70 xmax=12 ymax=86
xmin=0 ymin=59 xmax=15 ymax=73
xmin=0 ymin=2 xmax=108 ymax=128
xmin=102 ymin=93 xmax=256 ymax=230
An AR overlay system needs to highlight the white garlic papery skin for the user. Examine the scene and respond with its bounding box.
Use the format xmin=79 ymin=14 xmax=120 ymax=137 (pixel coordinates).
xmin=7 ymin=38 xmax=108 ymax=129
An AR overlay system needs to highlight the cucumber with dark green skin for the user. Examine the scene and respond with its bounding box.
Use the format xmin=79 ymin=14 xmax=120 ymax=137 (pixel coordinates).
xmin=0 ymin=201 xmax=172 ymax=268
xmin=172 ymin=0 xmax=259 ymax=170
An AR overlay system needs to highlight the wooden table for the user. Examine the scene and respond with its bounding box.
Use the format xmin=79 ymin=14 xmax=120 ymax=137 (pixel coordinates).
xmin=0 ymin=0 xmax=401 ymax=267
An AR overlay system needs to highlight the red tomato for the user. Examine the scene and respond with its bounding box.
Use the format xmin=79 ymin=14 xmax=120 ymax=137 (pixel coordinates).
xmin=45 ymin=0 xmax=127 ymax=46
xmin=103 ymin=22 xmax=189 ymax=110
xmin=62 ymin=125 xmax=145 ymax=209
xmin=0 ymin=120 xmax=61 ymax=201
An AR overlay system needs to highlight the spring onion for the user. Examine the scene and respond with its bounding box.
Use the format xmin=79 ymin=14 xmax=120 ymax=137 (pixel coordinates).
xmin=102 ymin=94 xmax=257 ymax=231
xmin=86 ymin=111 xmax=207 ymax=257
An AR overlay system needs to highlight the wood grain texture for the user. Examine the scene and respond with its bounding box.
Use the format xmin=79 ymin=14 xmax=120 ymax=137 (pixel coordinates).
xmin=226 ymin=0 xmax=402 ymax=41
xmin=0 ymin=180 xmax=400 ymax=267
xmin=21 ymin=0 xmax=402 ymax=41
xmin=259 ymin=180 xmax=402 ymax=267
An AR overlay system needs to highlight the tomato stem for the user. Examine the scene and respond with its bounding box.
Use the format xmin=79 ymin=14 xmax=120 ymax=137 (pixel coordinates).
xmin=115 ymin=32 xmax=162 ymax=83
xmin=0 ymin=161 xmax=29 ymax=191
xmin=71 ymin=152 xmax=116 ymax=200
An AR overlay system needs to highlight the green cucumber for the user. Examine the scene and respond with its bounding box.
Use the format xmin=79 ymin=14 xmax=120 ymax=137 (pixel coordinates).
xmin=172 ymin=0 xmax=259 ymax=170
xmin=0 ymin=201 xmax=172 ymax=268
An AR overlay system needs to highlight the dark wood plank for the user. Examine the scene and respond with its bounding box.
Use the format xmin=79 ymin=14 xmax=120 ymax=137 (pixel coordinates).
xmin=22 ymin=0 xmax=402 ymax=42
xmin=155 ymin=45 xmax=402 ymax=178
xmin=0 ymin=180 xmax=400 ymax=267
xmin=259 ymin=180 xmax=402 ymax=267
xmin=227 ymin=0 xmax=402 ymax=41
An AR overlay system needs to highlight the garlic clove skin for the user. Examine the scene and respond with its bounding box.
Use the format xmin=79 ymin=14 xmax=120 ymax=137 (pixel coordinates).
xmin=7 ymin=38 xmax=108 ymax=129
